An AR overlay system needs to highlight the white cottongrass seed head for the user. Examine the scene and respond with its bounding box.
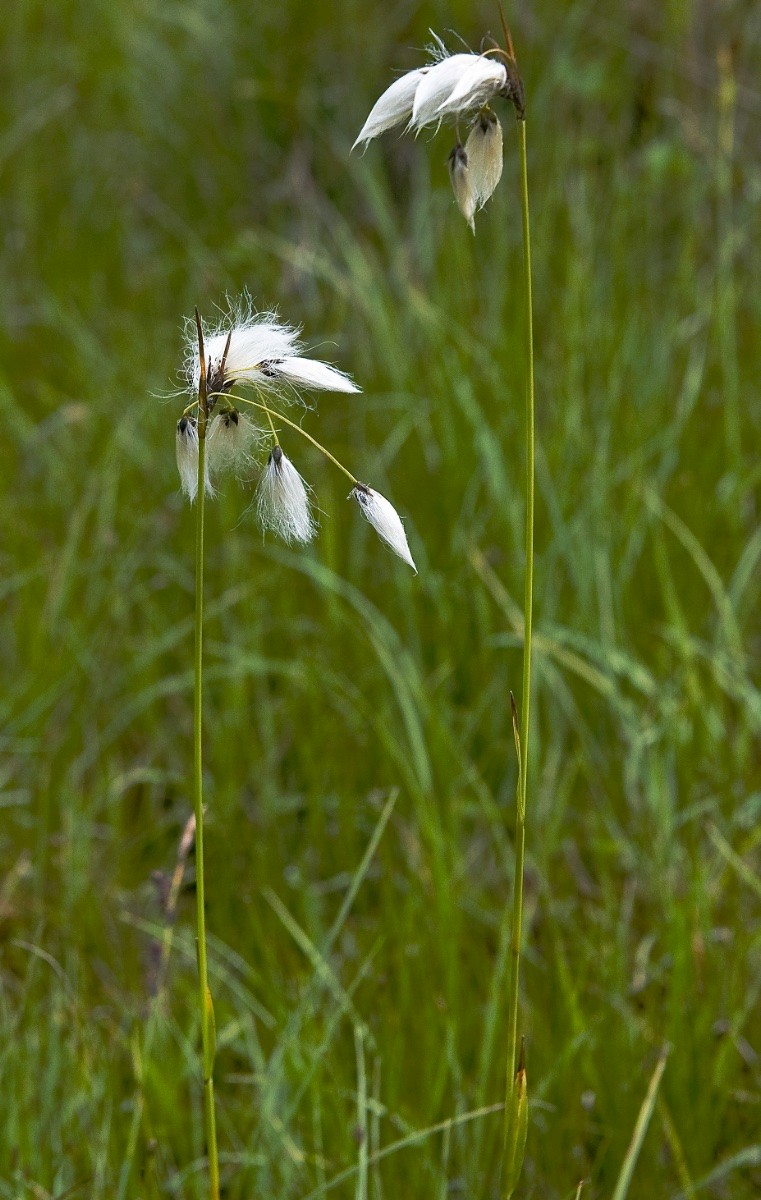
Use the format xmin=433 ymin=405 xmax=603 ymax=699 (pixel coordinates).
xmin=353 ymin=33 xmax=521 ymax=232
xmin=186 ymin=300 xmax=360 ymax=401
xmin=464 ymin=110 xmax=503 ymax=208
xmin=410 ymin=52 xmax=483 ymax=130
xmin=351 ymin=483 xmax=416 ymax=572
xmin=176 ymin=296 xmax=419 ymax=572
xmin=176 ymin=416 xmax=213 ymax=502
xmin=434 ymin=54 xmax=507 ymax=121
xmin=206 ymin=409 xmax=259 ymax=479
xmin=353 ymin=35 xmax=509 ymax=147
xmin=448 ymin=144 xmax=477 ymax=233
xmin=351 ymin=68 xmax=429 ymax=150
xmin=256 ymin=445 xmax=317 ymax=545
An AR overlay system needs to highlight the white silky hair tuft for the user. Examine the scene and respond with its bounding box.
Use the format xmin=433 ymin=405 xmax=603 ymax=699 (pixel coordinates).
xmin=176 ymin=416 xmax=213 ymax=502
xmin=351 ymin=484 xmax=416 ymax=571
xmin=410 ymin=53 xmax=478 ymax=130
xmin=207 ymin=322 xmax=298 ymax=390
xmin=436 ymin=57 xmax=507 ymax=119
xmin=206 ymin=409 xmax=261 ymax=479
xmin=353 ymin=69 xmax=428 ymax=149
xmin=188 ymin=316 xmax=299 ymax=394
xmin=449 ymin=145 xmax=477 ymax=233
xmin=352 ymin=35 xmax=508 ymax=169
xmin=464 ymin=111 xmax=504 ymax=208
xmin=186 ymin=300 xmax=358 ymax=400
xmin=256 ymin=446 xmax=317 ymax=545
xmin=274 ymin=357 xmax=360 ymax=394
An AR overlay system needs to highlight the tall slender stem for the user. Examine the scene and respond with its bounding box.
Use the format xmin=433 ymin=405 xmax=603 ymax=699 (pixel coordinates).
xmin=503 ymin=116 xmax=534 ymax=1171
xmin=194 ymin=390 xmax=220 ymax=1199
xmin=716 ymin=44 xmax=740 ymax=468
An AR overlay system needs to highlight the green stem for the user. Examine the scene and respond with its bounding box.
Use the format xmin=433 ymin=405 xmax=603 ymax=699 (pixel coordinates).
xmin=503 ymin=116 xmax=534 ymax=1170
xmin=716 ymin=44 xmax=740 ymax=469
xmin=193 ymin=426 xmax=221 ymax=1200
xmin=262 ymin=401 xmax=281 ymax=446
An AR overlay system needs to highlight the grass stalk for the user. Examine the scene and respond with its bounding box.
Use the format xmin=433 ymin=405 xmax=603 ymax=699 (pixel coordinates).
xmin=502 ymin=115 xmax=535 ymax=1195
xmin=716 ymin=44 xmax=740 ymax=468
xmin=116 ymin=818 xmax=195 ymax=1200
xmin=193 ymin=317 xmax=221 ymax=1200
xmin=610 ymin=1047 xmax=669 ymax=1200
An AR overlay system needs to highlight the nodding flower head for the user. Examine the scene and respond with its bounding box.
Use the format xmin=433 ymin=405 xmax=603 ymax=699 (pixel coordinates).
xmin=176 ymin=415 xmax=213 ymax=502
xmin=463 ymin=109 xmax=504 ymax=209
xmin=448 ymin=114 xmax=504 ymax=230
xmin=174 ymin=296 xmax=419 ymax=573
xmin=353 ymin=31 xmax=523 ymax=231
xmin=256 ymin=445 xmax=317 ymax=545
xmin=185 ymin=299 xmax=360 ymax=403
xmin=206 ymin=408 xmax=259 ymax=478
xmin=350 ymin=483 xmax=417 ymax=572
xmin=448 ymin=144 xmax=477 ymax=234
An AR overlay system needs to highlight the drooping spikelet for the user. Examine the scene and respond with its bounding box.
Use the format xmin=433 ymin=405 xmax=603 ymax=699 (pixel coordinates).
xmin=176 ymin=416 xmax=213 ymax=502
xmin=352 ymin=68 xmax=429 ymax=150
xmin=350 ymin=483 xmax=416 ymax=571
xmin=464 ymin=110 xmax=504 ymax=208
xmin=256 ymin=446 xmax=317 ymax=545
xmin=206 ymin=409 xmax=260 ymax=480
xmin=448 ymin=144 xmax=477 ymax=233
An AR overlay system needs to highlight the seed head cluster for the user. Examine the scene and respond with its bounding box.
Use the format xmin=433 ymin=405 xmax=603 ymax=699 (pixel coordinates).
xmin=175 ymin=299 xmax=416 ymax=572
xmin=353 ymin=33 xmax=523 ymax=233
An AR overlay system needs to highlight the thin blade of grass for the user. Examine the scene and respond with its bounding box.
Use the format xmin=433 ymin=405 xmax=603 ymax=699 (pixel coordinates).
xmin=299 ymin=1103 xmax=505 ymax=1200
xmin=611 ymin=1045 xmax=670 ymax=1200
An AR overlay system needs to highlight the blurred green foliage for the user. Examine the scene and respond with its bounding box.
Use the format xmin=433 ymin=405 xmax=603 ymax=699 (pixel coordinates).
xmin=1 ymin=1 xmax=760 ymax=1197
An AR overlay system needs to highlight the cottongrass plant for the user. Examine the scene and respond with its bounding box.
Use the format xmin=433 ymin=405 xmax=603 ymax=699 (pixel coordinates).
xmin=354 ymin=21 xmax=534 ymax=1197
xmin=175 ymin=299 xmax=416 ymax=1198
xmin=353 ymin=29 xmax=523 ymax=233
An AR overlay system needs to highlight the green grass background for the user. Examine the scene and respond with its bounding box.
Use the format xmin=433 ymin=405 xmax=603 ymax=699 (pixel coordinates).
xmin=1 ymin=0 xmax=760 ymax=1196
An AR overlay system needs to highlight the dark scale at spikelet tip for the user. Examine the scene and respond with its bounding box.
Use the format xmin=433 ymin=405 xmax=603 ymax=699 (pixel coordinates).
xmin=449 ymin=143 xmax=468 ymax=169
xmin=206 ymin=364 xmax=234 ymax=397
